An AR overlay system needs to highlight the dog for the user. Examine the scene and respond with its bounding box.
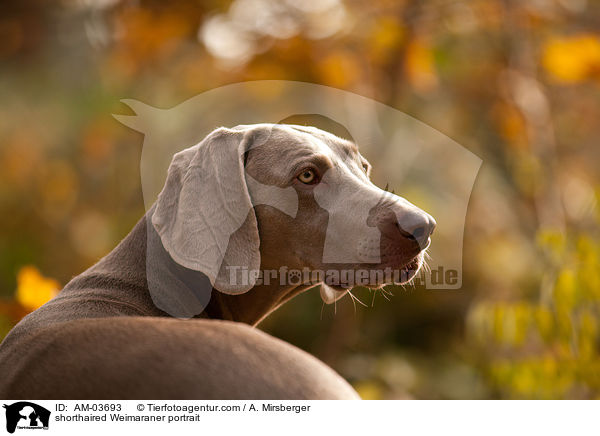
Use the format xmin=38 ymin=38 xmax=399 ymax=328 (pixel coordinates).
xmin=0 ymin=124 xmax=435 ymax=399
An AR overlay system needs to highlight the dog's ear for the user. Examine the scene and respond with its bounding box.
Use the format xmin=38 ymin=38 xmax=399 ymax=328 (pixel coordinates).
xmin=151 ymin=127 xmax=260 ymax=294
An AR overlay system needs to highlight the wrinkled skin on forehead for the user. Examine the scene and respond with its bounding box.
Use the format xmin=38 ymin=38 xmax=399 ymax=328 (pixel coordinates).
xmin=243 ymin=124 xmax=429 ymax=296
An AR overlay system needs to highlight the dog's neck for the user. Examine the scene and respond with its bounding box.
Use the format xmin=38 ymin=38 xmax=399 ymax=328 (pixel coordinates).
xmin=204 ymin=282 xmax=313 ymax=326
xmin=87 ymin=213 xmax=310 ymax=326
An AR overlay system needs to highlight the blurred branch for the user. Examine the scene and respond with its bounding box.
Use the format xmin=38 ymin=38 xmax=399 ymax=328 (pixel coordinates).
xmin=503 ymin=0 xmax=565 ymax=232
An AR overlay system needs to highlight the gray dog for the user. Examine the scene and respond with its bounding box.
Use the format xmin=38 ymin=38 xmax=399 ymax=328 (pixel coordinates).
xmin=0 ymin=124 xmax=435 ymax=399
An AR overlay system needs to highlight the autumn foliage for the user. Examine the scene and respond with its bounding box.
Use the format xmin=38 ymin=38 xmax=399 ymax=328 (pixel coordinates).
xmin=1 ymin=0 xmax=599 ymax=399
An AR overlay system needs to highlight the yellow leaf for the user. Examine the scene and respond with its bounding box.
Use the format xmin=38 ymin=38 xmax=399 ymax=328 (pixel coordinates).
xmin=491 ymin=102 xmax=527 ymax=148
xmin=511 ymin=363 xmax=536 ymax=395
xmin=368 ymin=17 xmax=405 ymax=64
xmin=542 ymin=34 xmax=600 ymax=83
xmin=513 ymin=303 xmax=531 ymax=346
xmin=534 ymin=306 xmax=554 ymax=342
xmin=317 ymin=51 xmax=361 ymax=88
xmin=553 ymin=269 xmax=578 ymax=309
xmin=15 ymin=266 xmax=60 ymax=312
xmin=536 ymin=228 xmax=566 ymax=258
xmin=353 ymin=380 xmax=384 ymax=400
xmin=492 ymin=305 xmax=505 ymax=343
xmin=405 ymin=38 xmax=438 ymax=93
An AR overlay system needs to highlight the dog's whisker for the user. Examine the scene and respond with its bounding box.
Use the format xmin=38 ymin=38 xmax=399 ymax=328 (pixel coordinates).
xmin=380 ymin=287 xmax=394 ymax=298
xmin=348 ymin=290 xmax=357 ymax=313
xmin=379 ymin=289 xmax=391 ymax=302
xmin=422 ymin=259 xmax=431 ymax=274
xmin=410 ymin=276 xmax=417 ymax=290
xmin=348 ymin=290 xmax=367 ymax=308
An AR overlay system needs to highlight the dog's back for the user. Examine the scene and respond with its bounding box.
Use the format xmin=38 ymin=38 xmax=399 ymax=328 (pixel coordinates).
xmin=1 ymin=317 xmax=358 ymax=399
xmin=0 ymin=217 xmax=358 ymax=399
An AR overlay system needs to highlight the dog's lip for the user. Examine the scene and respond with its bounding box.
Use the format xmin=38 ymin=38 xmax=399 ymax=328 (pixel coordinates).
xmin=398 ymin=256 xmax=421 ymax=280
xmin=380 ymin=253 xmax=423 ymax=285
xmin=320 ymin=253 xmax=424 ymax=289
xmin=379 ymin=251 xmax=423 ymax=269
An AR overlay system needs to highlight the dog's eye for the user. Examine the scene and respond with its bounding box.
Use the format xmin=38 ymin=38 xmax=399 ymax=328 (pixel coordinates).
xmin=297 ymin=169 xmax=317 ymax=184
xmin=362 ymin=164 xmax=369 ymax=173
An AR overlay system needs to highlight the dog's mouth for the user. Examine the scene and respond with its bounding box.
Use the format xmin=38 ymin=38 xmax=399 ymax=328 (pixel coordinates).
xmin=318 ymin=253 xmax=425 ymax=304
xmin=320 ymin=252 xmax=425 ymax=290
xmin=373 ymin=251 xmax=424 ymax=287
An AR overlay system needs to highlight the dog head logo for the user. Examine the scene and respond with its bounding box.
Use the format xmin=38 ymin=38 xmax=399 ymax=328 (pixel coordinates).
xmin=114 ymin=81 xmax=481 ymax=318
xmin=3 ymin=402 xmax=50 ymax=434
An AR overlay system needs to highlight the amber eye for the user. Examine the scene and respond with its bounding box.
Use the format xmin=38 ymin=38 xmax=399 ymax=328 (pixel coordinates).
xmin=297 ymin=169 xmax=317 ymax=184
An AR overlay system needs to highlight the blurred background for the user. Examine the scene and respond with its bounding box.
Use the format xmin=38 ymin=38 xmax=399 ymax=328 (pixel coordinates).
xmin=1 ymin=0 xmax=599 ymax=399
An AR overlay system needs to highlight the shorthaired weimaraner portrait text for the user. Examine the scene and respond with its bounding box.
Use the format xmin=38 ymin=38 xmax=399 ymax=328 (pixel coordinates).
xmin=0 ymin=124 xmax=435 ymax=399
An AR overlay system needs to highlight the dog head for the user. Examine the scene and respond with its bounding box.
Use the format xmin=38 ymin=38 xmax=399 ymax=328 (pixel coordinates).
xmin=242 ymin=124 xmax=435 ymax=302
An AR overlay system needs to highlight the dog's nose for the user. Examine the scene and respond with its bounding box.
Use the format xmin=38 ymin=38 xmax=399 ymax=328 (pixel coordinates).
xmin=367 ymin=199 xmax=436 ymax=250
xmin=398 ymin=210 xmax=436 ymax=248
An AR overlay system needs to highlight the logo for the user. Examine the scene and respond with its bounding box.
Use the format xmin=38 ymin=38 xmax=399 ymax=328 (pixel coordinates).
xmin=113 ymin=81 xmax=481 ymax=318
xmin=3 ymin=402 xmax=50 ymax=434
